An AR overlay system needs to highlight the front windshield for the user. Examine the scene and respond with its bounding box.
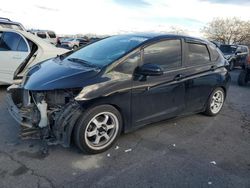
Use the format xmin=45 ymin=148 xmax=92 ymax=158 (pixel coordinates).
xmin=219 ymin=45 xmax=237 ymax=54
xmin=65 ymin=35 xmax=149 ymax=67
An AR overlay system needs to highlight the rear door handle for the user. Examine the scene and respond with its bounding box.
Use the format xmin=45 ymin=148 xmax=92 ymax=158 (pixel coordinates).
xmin=174 ymin=74 xmax=185 ymax=81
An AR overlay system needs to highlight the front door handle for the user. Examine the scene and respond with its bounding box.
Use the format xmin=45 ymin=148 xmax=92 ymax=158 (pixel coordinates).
xmin=174 ymin=74 xmax=184 ymax=81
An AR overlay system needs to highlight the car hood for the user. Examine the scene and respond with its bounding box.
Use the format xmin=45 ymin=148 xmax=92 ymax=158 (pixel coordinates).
xmin=23 ymin=58 xmax=101 ymax=91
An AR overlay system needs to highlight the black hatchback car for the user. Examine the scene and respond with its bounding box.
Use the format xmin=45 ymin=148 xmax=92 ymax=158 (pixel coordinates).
xmin=7 ymin=34 xmax=230 ymax=154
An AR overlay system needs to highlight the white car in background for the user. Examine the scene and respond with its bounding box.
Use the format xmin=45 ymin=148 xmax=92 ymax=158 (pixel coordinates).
xmin=28 ymin=30 xmax=58 ymax=45
xmin=0 ymin=28 xmax=69 ymax=84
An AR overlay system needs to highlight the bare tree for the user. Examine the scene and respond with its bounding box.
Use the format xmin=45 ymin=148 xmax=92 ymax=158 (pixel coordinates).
xmin=202 ymin=17 xmax=250 ymax=45
xmin=168 ymin=26 xmax=189 ymax=35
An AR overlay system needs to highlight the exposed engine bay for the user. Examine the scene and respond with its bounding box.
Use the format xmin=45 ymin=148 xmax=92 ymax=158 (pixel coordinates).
xmin=7 ymin=86 xmax=83 ymax=147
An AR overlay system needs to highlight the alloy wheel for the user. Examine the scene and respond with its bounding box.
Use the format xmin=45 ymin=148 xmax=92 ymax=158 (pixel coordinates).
xmin=84 ymin=112 xmax=119 ymax=150
xmin=210 ymin=90 xmax=224 ymax=114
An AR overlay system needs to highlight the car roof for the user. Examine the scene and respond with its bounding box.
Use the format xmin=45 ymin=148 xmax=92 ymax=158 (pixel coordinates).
xmin=0 ymin=18 xmax=25 ymax=29
xmin=0 ymin=18 xmax=20 ymax=25
xmin=118 ymin=33 xmax=210 ymax=45
xmin=28 ymin=29 xmax=55 ymax=33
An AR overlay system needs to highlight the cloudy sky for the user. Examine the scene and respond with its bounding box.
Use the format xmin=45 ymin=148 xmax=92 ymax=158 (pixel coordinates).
xmin=1 ymin=0 xmax=250 ymax=36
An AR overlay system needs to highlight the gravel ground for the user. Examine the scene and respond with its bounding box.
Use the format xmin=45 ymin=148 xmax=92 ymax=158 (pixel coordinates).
xmin=0 ymin=70 xmax=249 ymax=188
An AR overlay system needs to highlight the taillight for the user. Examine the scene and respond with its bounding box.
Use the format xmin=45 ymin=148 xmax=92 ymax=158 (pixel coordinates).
xmin=248 ymin=56 xmax=250 ymax=64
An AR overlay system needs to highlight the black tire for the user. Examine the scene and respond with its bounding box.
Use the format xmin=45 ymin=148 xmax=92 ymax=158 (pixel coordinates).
xmin=73 ymin=45 xmax=78 ymax=50
xmin=204 ymin=88 xmax=225 ymax=116
xmin=74 ymin=105 xmax=122 ymax=154
xmin=238 ymin=70 xmax=248 ymax=86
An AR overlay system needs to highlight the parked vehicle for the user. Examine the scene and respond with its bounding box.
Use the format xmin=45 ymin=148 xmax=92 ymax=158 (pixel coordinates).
xmin=28 ymin=30 xmax=58 ymax=45
xmin=238 ymin=56 xmax=250 ymax=86
xmin=0 ymin=28 xmax=68 ymax=84
xmin=219 ymin=44 xmax=249 ymax=70
xmin=7 ymin=34 xmax=230 ymax=154
xmin=0 ymin=17 xmax=25 ymax=31
xmin=60 ymin=38 xmax=89 ymax=50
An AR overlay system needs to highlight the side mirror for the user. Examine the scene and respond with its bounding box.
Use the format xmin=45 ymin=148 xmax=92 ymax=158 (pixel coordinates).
xmin=136 ymin=63 xmax=163 ymax=76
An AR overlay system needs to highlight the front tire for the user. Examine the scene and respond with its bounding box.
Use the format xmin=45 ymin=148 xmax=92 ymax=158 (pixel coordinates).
xmin=74 ymin=105 xmax=122 ymax=154
xmin=204 ymin=88 xmax=225 ymax=116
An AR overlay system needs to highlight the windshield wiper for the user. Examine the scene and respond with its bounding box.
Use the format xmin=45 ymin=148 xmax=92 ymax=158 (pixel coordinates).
xmin=67 ymin=58 xmax=99 ymax=68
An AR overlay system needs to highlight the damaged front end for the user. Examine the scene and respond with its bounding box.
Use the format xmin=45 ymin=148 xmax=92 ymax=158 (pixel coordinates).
xmin=7 ymin=85 xmax=83 ymax=147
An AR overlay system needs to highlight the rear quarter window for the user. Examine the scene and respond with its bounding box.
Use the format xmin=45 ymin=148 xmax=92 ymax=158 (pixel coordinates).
xmin=17 ymin=38 xmax=28 ymax=52
xmin=208 ymin=44 xmax=220 ymax=62
xmin=187 ymin=43 xmax=210 ymax=65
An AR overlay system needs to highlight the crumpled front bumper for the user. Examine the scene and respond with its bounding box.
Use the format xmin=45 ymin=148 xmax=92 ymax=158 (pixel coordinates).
xmin=6 ymin=85 xmax=34 ymax=128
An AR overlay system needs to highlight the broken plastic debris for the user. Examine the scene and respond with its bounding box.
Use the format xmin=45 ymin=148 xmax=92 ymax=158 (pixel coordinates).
xmin=174 ymin=123 xmax=177 ymax=126
xmin=124 ymin=149 xmax=132 ymax=153
xmin=37 ymin=100 xmax=48 ymax=128
xmin=172 ymin=144 xmax=176 ymax=147
xmin=115 ymin=146 xmax=119 ymax=150
xmin=208 ymin=182 xmax=212 ymax=185
xmin=107 ymin=153 xmax=111 ymax=157
xmin=210 ymin=161 xmax=216 ymax=165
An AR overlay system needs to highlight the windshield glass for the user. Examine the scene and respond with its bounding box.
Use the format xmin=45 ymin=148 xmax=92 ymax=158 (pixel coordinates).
xmin=219 ymin=45 xmax=237 ymax=54
xmin=65 ymin=35 xmax=149 ymax=67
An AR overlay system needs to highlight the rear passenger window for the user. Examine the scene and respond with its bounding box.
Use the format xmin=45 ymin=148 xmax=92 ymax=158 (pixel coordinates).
xmin=0 ymin=32 xmax=21 ymax=51
xmin=187 ymin=43 xmax=210 ymax=65
xmin=143 ymin=39 xmax=182 ymax=70
xmin=17 ymin=38 xmax=28 ymax=52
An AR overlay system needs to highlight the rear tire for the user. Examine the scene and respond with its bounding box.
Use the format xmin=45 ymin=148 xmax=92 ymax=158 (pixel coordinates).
xmin=204 ymin=88 xmax=225 ymax=116
xmin=74 ymin=105 xmax=122 ymax=154
xmin=238 ymin=70 xmax=248 ymax=86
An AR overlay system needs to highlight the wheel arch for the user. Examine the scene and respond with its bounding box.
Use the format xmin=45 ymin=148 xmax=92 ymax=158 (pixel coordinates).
xmin=64 ymin=101 xmax=127 ymax=147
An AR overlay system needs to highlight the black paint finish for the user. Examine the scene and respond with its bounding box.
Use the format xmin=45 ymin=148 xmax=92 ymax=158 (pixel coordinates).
xmin=22 ymin=34 xmax=231 ymax=134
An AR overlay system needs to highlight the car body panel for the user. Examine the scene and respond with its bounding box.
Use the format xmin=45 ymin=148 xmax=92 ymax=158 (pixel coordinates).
xmin=23 ymin=58 xmax=101 ymax=90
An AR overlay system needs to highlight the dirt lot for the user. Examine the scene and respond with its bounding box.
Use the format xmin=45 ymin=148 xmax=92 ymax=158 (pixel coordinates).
xmin=0 ymin=70 xmax=249 ymax=188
